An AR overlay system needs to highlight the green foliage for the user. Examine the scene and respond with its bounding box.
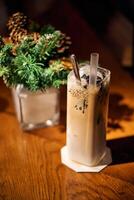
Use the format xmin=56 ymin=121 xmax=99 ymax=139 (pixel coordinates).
xmin=28 ymin=22 xmax=55 ymax=35
xmin=0 ymin=67 xmax=9 ymax=77
xmin=0 ymin=36 xmax=4 ymax=49
xmin=28 ymin=21 xmax=40 ymax=33
xmin=16 ymin=31 xmax=62 ymax=63
xmin=16 ymin=37 xmax=36 ymax=56
xmin=0 ymin=27 xmax=71 ymax=91
xmin=40 ymin=25 xmax=55 ymax=35
xmin=0 ymin=44 xmax=13 ymax=67
xmin=33 ymin=31 xmax=61 ymax=63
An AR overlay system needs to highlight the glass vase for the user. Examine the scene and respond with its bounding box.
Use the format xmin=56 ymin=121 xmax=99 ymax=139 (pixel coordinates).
xmin=12 ymin=85 xmax=60 ymax=131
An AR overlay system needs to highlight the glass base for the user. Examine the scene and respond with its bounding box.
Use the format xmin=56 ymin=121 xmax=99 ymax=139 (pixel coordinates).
xmin=21 ymin=118 xmax=59 ymax=131
xmin=61 ymin=146 xmax=112 ymax=172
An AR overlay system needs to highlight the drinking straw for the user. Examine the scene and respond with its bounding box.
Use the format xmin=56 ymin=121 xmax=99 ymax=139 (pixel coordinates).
xmin=70 ymin=54 xmax=81 ymax=82
xmin=89 ymin=53 xmax=99 ymax=87
xmin=85 ymin=53 xmax=99 ymax=160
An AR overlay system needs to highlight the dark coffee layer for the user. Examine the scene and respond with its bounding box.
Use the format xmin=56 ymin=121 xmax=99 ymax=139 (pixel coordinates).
xmin=81 ymin=74 xmax=102 ymax=87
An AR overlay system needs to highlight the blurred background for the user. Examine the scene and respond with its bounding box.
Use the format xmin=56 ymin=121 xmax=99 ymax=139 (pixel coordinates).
xmin=0 ymin=0 xmax=134 ymax=158
xmin=0 ymin=0 xmax=133 ymax=70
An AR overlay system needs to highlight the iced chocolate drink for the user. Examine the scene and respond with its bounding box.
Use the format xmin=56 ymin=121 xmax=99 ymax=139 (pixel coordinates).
xmin=66 ymin=63 xmax=111 ymax=166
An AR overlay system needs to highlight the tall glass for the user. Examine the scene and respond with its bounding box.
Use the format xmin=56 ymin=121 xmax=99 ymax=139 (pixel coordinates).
xmin=66 ymin=63 xmax=111 ymax=166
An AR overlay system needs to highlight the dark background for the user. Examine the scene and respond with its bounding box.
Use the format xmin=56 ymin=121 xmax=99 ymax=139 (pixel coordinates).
xmin=0 ymin=0 xmax=133 ymax=32
xmin=0 ymin=0 xmax=133 ymax=67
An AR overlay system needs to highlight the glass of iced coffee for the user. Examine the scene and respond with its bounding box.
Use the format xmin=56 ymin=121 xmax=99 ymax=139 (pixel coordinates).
xmin=66 ymin=60 xmax=111 ymax=166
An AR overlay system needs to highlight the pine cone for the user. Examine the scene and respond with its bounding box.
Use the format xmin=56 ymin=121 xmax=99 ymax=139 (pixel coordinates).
xmin=49 ymin=58 xmax=73 ymax=70
xmin=57 ymin=33 xmax=71 ymax=54
xmin=7 ymin=12 xmax=28 ymax=32
xmin=9 ymin=28 xmax=28 ymax=44
xmin=61 ymin=58 xmax=73 ymax=70
xmin=7 ymin=12 xmax=29 ymax=44
xmin=31 ymin=32 xmax=40 ymax=42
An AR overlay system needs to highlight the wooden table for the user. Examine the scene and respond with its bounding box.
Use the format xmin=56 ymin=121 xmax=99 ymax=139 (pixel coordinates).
xmin=0 ymin=2 xmax=134 ymax=200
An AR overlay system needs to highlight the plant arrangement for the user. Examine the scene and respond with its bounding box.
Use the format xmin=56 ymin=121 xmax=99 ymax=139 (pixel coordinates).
xmin=0 ymin=12 xmax=72 ymax=91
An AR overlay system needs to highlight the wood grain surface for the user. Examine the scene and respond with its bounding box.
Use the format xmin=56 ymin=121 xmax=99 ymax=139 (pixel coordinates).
xmin=0 ymin=1 xmax=134 ymax=200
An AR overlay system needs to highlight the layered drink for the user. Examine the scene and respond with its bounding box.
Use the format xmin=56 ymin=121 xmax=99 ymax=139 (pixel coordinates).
xmin=66 ymin=63 xmax=111 ymax=166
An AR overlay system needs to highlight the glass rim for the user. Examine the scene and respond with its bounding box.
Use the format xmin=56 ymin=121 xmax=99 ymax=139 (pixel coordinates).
xmin=68 ymin=63 xmax=111 ymax=85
